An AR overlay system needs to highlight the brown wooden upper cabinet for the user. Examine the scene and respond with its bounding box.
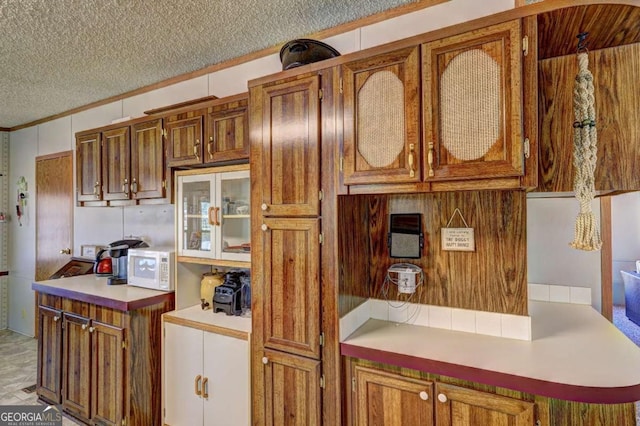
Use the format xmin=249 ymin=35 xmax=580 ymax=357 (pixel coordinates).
xmin=76 ymin=118 xmax=166 ymax=206
xmin=342 ymin=46 xmax=421 ymax=185
xmin=165 ymin=95 xmax=249 ymax=167
xmin=422 ymin=19 xmax=524 ymax=182
xmin=102 ymin=119 xmax=166 ymax=205
xmin=101 ymin=126 xmax=131 ymax=202
xmin=76 ymin=131 xmax=103 ymax=204
xmin=165 ymin=109 xmax=205 ymax=167
xmin=254 ymin=75 xmax=321 ymax=217
xmin=131 ymin=118 xmax=166 ymax=200
xmin=205 ymin=97 xmax=249 ymax=163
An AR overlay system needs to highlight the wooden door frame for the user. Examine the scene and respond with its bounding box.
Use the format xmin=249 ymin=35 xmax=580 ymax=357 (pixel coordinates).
xmin=600 ymin=196 xmax=613 ymax=321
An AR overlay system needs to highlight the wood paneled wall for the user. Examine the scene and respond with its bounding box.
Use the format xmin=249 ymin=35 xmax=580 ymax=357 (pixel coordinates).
xmin=538 ymin=43 xmax=640 ymax=192
xmin=338 ymin=190 xmax=528 ymax=316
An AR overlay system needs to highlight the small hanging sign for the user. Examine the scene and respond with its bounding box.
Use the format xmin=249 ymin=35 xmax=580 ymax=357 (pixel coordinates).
xmin=441 ymin=208 xmax=475 ymax=252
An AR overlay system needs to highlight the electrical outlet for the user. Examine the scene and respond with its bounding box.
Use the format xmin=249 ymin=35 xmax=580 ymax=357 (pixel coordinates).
xmin=398 ymin=272 xmax=416 ymax=294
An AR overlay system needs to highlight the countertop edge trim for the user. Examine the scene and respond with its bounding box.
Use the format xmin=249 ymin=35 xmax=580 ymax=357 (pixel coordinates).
xmin=32 ymin=282 xmax=174 ymax=311
xmin=340 ymin=342 xmax=640 ymax=404
xmin=162 ymin=313 xmax=250 ymax=340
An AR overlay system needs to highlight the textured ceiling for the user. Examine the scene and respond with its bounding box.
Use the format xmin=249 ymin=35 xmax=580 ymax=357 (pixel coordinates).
xmin=0 ymin=0 xmax=414 ymax=129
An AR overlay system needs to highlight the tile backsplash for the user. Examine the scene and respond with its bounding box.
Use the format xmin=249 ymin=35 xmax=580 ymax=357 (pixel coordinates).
xmin=341 ymin=284 xmax=595 ymax=343
xmin=340 ymin=298 xmax=532 ymax=342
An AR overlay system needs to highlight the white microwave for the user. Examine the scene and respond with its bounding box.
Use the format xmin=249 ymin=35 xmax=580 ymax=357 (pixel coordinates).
xmin=127 ymin=249 xmax=175 ymax=291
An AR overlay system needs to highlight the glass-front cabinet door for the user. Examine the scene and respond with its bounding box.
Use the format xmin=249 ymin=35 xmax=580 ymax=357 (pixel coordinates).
xmin=176 ymin=165 xmax=250 ymax=263
xmin=216 ymin=170 xmax=251 ymax=261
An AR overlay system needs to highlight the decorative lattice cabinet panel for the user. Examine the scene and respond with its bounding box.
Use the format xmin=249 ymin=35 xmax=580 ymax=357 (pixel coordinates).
xmin=422 ymin=20 xmax=524 ymax=182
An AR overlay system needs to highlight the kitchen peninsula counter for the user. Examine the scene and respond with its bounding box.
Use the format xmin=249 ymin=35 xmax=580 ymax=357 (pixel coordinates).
xmin=341 ymin=301 xmax=640 ymax=403
xmin=32 ymin=274 xmax=174 ymax=311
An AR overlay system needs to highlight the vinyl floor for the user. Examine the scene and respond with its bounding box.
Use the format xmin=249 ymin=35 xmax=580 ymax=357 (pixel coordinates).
xmin=0 ymin=329 xmax=80 ymax=425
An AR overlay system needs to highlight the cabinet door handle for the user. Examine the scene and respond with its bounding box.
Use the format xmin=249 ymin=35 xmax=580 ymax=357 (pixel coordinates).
xmin=261 ymin=224 xmax=268 ymax=232
xmin=122 ymin=178 xmax=129 ymax=195
xmin=207 ymin=207 xmax=215 ymax=226
xmin=131 ymin=178 xmax=138 ymax=194
xmin=193 ymin=139 xmax=200 ymax=160
xmin=437 ymin=393 xmax=447 ymax=403
xmin=208 ymin=207 xmax=220 ymax=226
xmin=419 ymin=391 xmax=429 ymax=401
xmin=408 ymin=143 xmax=415 ymax=178
xmin=94 ymin=181 xmax=100 ymax=198
xmin=208 ymin=136 xmax=214 ymax=159
xmin=194 ymin=375 xmax=202 ymax=396
xmin=427 ymin=142 xmax=435 ymax=177
xmin=261 ymin=203 xmax=269 ymax=212
xmin=53 ymin=316 xmax=60 ymax=322
xmin=262 ymin=356 xmax=269 ymax=365
xmin=202 ymin=377 xmax=209 ymax=399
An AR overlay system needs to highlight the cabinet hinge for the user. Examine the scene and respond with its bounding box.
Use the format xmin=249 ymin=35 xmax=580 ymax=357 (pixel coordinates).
xmin=122 ymin=418 xmax=126 ymax=426
xmin=318 ymin=190 xmax=324 ymax=201
xmin=352 ymin=377 xmax=356 ymax=392
xmin=339 ymin=156 xmax=344 ymax=172
xmin=523 ymin=137 xmax=530 ymax=159
xmin=122 ymin=340 xmax=127 ymax=350
xmin=522 ymin=35 xmax=529 ymax=57
xmin=319 ymin=233 xmax=324 ymax=245
xmin=339 ymin=78 xmax=343 ymax=94
xmin=162 ymin=180 xmax=167 ymax=189
xmin=319 ymin=89 xmax=323 ymax=100
xmin=162 ymin=128 xmax=167 ymax=138
xmin=319 ymin=332 xmax=325 ymax=347
xmin=320 ymin=375 xmax=325 ymax=389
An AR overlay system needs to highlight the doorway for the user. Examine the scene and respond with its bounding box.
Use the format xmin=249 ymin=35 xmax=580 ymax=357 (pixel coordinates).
xmin=35 ymin=151 xmax=73 ymax=281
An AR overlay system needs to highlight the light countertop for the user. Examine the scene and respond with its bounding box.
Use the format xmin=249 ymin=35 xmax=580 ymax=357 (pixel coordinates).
xmin=32 ymin=274 xmax=174 ymax=311
xmin=163 ymin=304 xmax=251 ymax=340
xmin=341 ymin=301 xmax=640 ymax=403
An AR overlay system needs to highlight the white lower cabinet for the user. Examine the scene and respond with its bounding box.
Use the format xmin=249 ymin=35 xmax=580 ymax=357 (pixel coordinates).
xmin=164 ymin=321 xmax=250 ymax=425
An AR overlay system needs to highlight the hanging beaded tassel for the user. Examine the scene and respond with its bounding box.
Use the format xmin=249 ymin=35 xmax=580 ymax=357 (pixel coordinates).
xmin=570 ymin=51 xmax=602 ymax=251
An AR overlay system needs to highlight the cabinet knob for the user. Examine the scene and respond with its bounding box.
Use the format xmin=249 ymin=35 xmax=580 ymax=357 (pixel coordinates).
xmin=261 ymin=224 xmax=268 ymax=232
xmin=261 ymin=203 xmax=269 ymax=211
xmin=437 ymin=393 xmax=447 ymax=403
xmin=262 ymin=356 xmax=269 ymax=365
xmin=419 ymin=391 xmax=429 ymax=401
xmin=89 ymin=326 xmax=95 ymax=333
xmin=59 ymin=248 xmax=71 ymax=255
xmin=53 ymin=316 xmax=60 ymax=322
xmin=81 ymin=324 xmax=88 ymax=330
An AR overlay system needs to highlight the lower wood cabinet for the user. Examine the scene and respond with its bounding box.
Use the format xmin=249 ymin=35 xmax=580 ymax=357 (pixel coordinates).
xmin=352 ymin=365 xmax=434 ymax=426
xmin=62 ymin=313 xmax=124 ymax=425
xmin=35 ymin=291 xmax=172 ymax=425
xmin=350 ymin=363 xmax=534 ymax=426
xmin=434 ymin=382 xmax=534 ymax=425
xmin=37 ymin=305 xmax=63 ymax=404
xmin=260 ymin=349 xmax=322 ymax=425
xmin=163 ymin=320 xmax=250 ymax=425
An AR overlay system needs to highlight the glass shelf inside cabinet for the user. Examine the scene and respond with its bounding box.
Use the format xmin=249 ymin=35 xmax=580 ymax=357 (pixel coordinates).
xmin=220 ymin=174 xmax=250 ymax=257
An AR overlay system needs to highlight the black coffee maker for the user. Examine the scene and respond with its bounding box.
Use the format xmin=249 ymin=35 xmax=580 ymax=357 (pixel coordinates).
xmin=94 ymin=239 xmax=148 ymax=285
xmin=213 ymin=270 xmax=250 ymax=315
